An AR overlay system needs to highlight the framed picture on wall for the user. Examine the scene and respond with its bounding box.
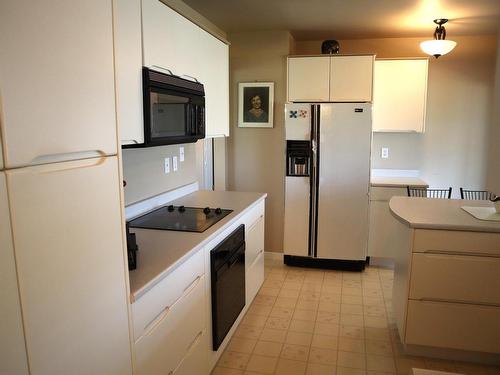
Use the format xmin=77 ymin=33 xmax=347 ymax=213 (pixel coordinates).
xmin=238 ymin=82 xmax=274 ymax=128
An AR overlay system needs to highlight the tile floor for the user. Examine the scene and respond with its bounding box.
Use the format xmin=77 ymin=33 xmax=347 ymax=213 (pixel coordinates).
xmin=211 ymin=257 xmax=500 ymax=375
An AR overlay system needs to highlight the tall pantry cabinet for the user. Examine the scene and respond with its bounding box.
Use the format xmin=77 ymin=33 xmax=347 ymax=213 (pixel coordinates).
xmin=0 ymin=0 xmax=133 ymax=374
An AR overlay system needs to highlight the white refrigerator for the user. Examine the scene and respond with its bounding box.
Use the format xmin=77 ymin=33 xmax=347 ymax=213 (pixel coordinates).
xmin=284 ymin=103 xmax=372 ymax=270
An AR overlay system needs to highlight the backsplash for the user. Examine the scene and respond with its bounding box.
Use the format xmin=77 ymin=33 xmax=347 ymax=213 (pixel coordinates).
xmin=122 ymin=143 xmax=198 ymax=205
xmin=371 ymin=132 xmax=422 ymax=170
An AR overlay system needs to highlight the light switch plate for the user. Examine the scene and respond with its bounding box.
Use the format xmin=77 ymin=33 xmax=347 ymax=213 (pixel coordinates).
xmin=381 ymin=147 xmax=389 ymax=159
xmin=164 ymin=158 xmax=170 ymax=174
xmin=173 ymin=156 xmax=178 ymax=171
xmin=179 ymin=146 xmax=185 ymax=162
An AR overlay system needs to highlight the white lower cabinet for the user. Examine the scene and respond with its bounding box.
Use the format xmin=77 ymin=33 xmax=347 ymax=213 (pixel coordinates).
xmin=393 ymin=227 xmax=500 ymax=355
xmin=7 ymin=156 xmax=132 ymax=375
xmin=135 ymin=275 xmax=206 ymax=375
xmin=368 ymin=187 xmax=410 ymax=258
xmin=133 ymin=199 xmax=266 ymax=375
xmin=406 ymin=300 xmax=500 ymax=353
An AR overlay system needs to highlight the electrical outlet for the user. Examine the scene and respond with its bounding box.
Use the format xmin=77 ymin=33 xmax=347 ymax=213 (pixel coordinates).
xmin=173 ymin=156 xmax=178 ymax=171
xmin=179 ymin=146 xmax=185 ymax=162
xmin=381 ymin=147 xmax=389 ymax=159
xmin=164 ymin=158 xmax=170 ymax=174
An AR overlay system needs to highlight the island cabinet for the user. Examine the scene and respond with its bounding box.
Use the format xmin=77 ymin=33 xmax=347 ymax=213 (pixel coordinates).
xmin=391 ymin=218 xmax=500 ymax=355
xmin=372 ymin=58 xmax=428 ymax=133
xmin=141 ymin=0 xmax=229 ymax=138
xmin=287 ymin=55 xmax=374 ymax=103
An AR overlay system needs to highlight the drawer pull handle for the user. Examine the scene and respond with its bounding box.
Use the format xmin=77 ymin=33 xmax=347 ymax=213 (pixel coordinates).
xmin=144 ymin=305 xmax=171 ymax=336
xmin=171 ymin=331 xmax=204 ymax=374
xmin=182 ymin=275 xmax=201 ymax=297
xmin=422 ymin=250 xmax=497 ymax=258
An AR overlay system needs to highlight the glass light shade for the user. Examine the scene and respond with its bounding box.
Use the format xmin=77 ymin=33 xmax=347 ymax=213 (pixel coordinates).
xmin=420 ymin=39 xmax=457 ymax=57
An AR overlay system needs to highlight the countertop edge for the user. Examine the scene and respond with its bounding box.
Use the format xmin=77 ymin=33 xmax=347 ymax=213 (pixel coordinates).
xmin=389 ymin=197 xmax=500 ymax=233
xmin=131 ymin=193 xmax=267 ymax=302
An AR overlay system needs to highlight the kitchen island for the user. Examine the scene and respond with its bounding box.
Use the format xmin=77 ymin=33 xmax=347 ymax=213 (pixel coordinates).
xmin=389 ymin=197 xmax=500 ymax=363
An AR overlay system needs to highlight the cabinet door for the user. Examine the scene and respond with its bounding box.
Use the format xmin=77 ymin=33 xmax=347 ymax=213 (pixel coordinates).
xmin=330 ymin=56 xmax=373 ymax=102
xmin=142 ymin=0 xmax=200 ymax=77
xmin=114 ymin=0 xmax=145 ymax=145
xmin=246 ymin=213 xmax=264 ymax=267
xmin=199 ymin=32 xmax=229 ymax=137
xmin=373 ymin=59 xmax=428 ymax=132
xmin=7 ymin=157 xmax=132 ymax=375
xmin=0 ymin=0 xmax=118 ymax=168
xmin=288 ymin=57 xmax=330 ymax=102
xmin=0 ymin=172 xmax=29 ymax=375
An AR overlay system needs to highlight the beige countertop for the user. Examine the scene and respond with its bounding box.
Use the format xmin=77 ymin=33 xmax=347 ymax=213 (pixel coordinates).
xmin=128 ymin=190 xmax=266 ymax=302
xmin=389 ymin=196 xmax=500 ymax=233
xmin=371 ymin=176 xmax=428 ymax=188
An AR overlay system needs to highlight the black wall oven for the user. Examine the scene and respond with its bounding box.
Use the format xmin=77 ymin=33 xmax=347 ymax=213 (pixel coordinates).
xmin=125 ymin=67 xmax=205 ymax=148
xmin=210 ymin=225 xmax=246 ymax=350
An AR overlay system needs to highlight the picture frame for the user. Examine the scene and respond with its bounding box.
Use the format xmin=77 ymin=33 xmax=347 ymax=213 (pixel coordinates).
xmin=238 ymin=82 xmax=274 ymax=128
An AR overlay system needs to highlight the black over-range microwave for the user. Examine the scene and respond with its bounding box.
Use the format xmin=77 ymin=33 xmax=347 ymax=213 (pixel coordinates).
xmin=124 ymin=67 xmax=205 ymax=148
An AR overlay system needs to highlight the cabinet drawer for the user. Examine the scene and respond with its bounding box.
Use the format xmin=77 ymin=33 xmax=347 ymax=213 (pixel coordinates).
xmin=246 ymin=213 xmax=264 ymax=267
xmin=173 ymin=330 xmax=208 ymax=375
xmin=246 ymin=251 xmax=265 ymax=305
xmin=243 ymin=200 xmax=265 ymax=233
xmin=133 ymin=249 xmax=204 ymax=340
xmin=369 ymin=186 xmax=407 ymax=201
xmin=135 ymin=275 xmax=206 ymax=375
xmin=413 ymin=229 xmax=500 ymax=257
xmin=405 ymin=300 xmax=500 ymax=353
xmin=410 ymin=253 xmax=500 ymax=305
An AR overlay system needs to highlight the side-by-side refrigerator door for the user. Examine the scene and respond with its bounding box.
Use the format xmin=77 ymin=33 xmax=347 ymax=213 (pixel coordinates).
xmin=316 ymin=103 xmax=371 ymax=261
xmin=284 ymin=104 xmax=311 ymax=257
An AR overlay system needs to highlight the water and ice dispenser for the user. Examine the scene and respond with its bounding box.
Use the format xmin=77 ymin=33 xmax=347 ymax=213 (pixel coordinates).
xmin=286 ymin=140 xmax=310 ymax=177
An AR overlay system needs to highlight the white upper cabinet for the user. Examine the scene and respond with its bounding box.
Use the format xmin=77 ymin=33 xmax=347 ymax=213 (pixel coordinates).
xmin=330 ymin=56 xmax=374 ymax=102
xmin=199 ymin=32 xmax=230 ymax=137
xmin=113 ymin=0 xmax=144 ymax=146
xmin=287 ymin=56 xmax=330 ymax=102
xmin=0 ymin=172 xmax=29 ymax=375
xmin=141 ymin=0 xmax=229 ymax=137
xmin=288 ymin=55 xmax=374 ymax=103
xmin=142 ymin=0 xmax=200 ymax=78
xmin=373 ymin=59 xmax=428 ymax=132
xmin=7 ymin=156 xmax=132 ymax=375
xmin=0 ymin=0 xmax=118 ymax=168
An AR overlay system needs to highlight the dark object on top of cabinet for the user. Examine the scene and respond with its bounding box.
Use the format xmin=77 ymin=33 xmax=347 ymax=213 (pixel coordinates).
xmin=321 ymin=40 xmax=340 ymax=54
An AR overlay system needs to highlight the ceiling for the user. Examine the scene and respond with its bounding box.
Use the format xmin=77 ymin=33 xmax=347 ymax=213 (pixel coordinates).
xmin=182 ymin=0 xmax=500 ymax=40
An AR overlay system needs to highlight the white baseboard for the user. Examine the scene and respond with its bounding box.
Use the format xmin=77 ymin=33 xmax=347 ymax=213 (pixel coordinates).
xmin=264 ymin=251 xmax=284 ymax=262
xmin=368 ymin=257 xmax=395 ymax=269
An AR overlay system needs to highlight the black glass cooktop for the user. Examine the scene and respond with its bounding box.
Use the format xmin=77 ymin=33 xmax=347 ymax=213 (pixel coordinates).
xmin=128 ymin=205 xmax=233 ymax=233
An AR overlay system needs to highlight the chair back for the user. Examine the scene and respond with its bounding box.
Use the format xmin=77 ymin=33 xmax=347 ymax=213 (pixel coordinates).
xmin=407 ymin=186 xmax=452 ymax=199
xmin=460 ymin=188 xmax=495 ymax=200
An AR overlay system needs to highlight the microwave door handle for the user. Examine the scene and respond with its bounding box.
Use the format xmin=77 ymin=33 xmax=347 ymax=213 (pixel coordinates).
xmin=189 ymin=104 xmax=196 ymax=135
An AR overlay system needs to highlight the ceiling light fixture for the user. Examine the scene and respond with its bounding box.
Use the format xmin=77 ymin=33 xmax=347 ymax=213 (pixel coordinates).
xmin=420 ymin=19 xmax=456 ymax=58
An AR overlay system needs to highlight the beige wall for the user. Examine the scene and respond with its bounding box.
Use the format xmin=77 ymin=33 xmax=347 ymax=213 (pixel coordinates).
xmin=486 ymin=34 xmax=500 ymax=194
xmin=296 ymin=36 xmax=497 ymax=196
xmin=122 ymin=143 xmax=199 ymax=205
xmin=227 ymin=30 xmax=292 ymax=253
